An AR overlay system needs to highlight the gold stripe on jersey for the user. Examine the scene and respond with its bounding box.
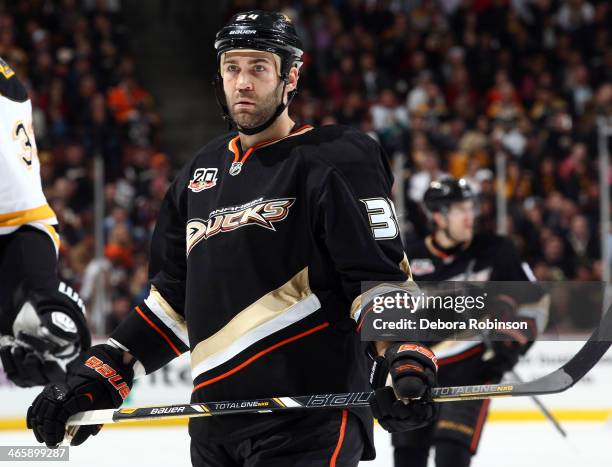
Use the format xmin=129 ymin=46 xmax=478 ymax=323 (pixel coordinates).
xmin=0 ymin=204 xmax=56 ymax=227
xmin=437 ymin=420 xmax=475 ymax=436
xmin=431 ymin=338 xmax=482 ymax=359
xmin=150 ymin=285 xmax=189 ymax=336
xmin=43 ymin=224 xmax=60 ymax=251
xmin=399 ymin=253 xmax=413 ymax=279
xmin=190 ymin=267 xmax=313 ymax=371
xmin=349 ymin=253 xmax=416 ymax=321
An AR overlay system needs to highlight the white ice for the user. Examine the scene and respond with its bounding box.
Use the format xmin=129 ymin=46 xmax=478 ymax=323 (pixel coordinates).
xmin=2 ymin=421 xmax=611 ymax=467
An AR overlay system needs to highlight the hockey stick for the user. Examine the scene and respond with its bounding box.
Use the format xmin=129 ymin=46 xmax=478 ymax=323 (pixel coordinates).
xmin=66 ymin=304 xmax=612 ymax=426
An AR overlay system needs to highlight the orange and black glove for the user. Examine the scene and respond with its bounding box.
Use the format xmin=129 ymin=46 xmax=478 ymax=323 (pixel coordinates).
xmin=369 ymin=343 xmax=438 ymax=433
xmin=26 ymin=344 xmax=133 ymax=447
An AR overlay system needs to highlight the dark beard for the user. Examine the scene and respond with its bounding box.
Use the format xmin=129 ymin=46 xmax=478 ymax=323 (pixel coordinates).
xmin=229 ymin=83 xmax=284 ymax=130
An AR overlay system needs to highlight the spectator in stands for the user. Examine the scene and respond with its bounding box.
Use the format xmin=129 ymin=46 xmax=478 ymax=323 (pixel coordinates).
xmin=371 ymin=88 xmax=409 ymax=155
xmin=409 ymin=150 xmax=449 ymax=201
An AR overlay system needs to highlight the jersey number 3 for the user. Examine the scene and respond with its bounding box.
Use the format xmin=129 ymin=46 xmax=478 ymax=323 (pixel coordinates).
xmin=12 ymin=120 xmax=36 ymax=168
xmin=361 ymin=197 xmax=399 ymax=240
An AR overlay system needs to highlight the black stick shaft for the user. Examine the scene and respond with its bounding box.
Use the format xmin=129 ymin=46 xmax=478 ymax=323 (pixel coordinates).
xmin=67 ymin=305 xmax=612 ymax=426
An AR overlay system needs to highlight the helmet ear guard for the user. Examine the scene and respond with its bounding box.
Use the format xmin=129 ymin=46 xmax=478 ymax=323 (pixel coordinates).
xmin=213 ymin=11 xmax=304 ymax=135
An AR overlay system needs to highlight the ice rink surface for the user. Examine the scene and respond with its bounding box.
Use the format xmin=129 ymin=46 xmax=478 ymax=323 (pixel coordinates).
xmin=2 ymin=421 xmax=611 ymax=467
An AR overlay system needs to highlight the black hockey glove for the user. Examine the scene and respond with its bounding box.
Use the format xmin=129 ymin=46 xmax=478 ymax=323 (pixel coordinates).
xmin=27 ymin=344 xmax=133 ymax=447
xmin=482 ymin=296 xmax=536 ymax=381
xmin=483 ymin=324 xmax=535 ymax=380
xmin=0 ymin=339 xmax=66 ymax=387
xmin=369 ymin=343 xmax=438 ymax=433
xmin=0 ymin=289 xmax=90 ymax=387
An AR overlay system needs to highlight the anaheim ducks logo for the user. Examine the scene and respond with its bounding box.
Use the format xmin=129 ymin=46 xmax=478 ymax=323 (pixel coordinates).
xmin=186 ymin=197 xmax=295 ymax=255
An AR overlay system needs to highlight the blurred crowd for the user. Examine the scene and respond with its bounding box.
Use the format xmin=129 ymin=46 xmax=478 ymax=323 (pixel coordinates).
xmin=229 ymin=0 xmax=612 ymax=287
xmin=1 ymin=0 xmax=611 ymax=334
xmin=0 ymin=0 xmax=166 ymax=333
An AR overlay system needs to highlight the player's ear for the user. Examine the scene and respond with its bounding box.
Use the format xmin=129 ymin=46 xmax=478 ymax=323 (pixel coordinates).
xmin=286 ymin=66 xmax=298 ymax=93
xmin=432 ymin=212 xmax=445 ymax=229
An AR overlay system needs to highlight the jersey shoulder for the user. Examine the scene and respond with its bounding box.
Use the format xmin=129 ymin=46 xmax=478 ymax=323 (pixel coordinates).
xmin=471 ymin=233 xmax=536 ymax=282
xmin=192 ymin=131 xmax=235 ymax=164
xmin=182 ymin=132 xmax=235 ymax=177
xmin=470 ymin=233 xmax=526 ymax=275
xmin=299 ymin=125 xmax=385 ymax=166
xmin=0 ymin=58 xmax=28 ymax=103
xmin=404 ymin=238 xmax=429 ymax=258
xmin=297 ymin=125 xmax=393 ymax=188
xmin=404 ymin=239 xmax=437 ymax=276
xmin=471 ymin=233 xmax=517 ymax=255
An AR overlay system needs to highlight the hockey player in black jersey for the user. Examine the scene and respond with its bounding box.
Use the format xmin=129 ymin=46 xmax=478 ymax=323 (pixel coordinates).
xmin=0 ymin=58 xmax=90 ymax=388
xmin=392 ymin=177 xmax=548 ymax=467
xmin=27 ymin=12 xmax=439 ymax=466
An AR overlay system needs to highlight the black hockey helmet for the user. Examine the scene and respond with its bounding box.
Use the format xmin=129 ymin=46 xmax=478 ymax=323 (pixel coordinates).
xmin=213 ymin=11 xmax=304 ymax=135
xmin=423 ymin=178 xmax=475 ymax=213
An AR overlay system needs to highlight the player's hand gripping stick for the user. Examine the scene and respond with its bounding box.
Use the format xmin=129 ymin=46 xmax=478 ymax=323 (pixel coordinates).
xmin=369 ymin=343 xmax=438 ymax=433
xmin=26 ymin=344 xmax=134 ymax=447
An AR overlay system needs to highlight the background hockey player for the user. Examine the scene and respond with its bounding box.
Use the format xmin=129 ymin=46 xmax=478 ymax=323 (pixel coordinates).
xmin=392 ymin=177 xmax=549 ymax=467
xmin=0 ymin=57 xmax=90 ymax=387
xmin=27 ymin=12 xmax=440 ymax=466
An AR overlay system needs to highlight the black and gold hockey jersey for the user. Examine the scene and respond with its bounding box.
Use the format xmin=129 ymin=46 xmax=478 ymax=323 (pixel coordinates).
xmin=110 ymin=124 xmax=415 ymax=457
xmin=407 ymin=234 xmax=535 ymax=282
xmin=406 ymin=234 xmax=549 ymax=361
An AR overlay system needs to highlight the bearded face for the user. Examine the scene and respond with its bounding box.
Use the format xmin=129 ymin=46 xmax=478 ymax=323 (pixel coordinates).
xmin=227 ymin=80 xmax=284 ymax=129
xmin=221 ymin=51 xmax=286 ymax=130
